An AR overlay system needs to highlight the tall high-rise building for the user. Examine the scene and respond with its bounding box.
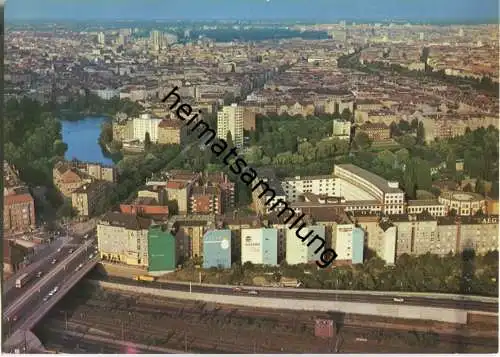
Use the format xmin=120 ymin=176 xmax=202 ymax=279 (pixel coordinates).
xmin=217 ymin=104 xmax=244 ymax=148
xmin=97 ymin=32 xmax=106 ymax=45
xmin=150 ymin=30 xmax=162 ymax=51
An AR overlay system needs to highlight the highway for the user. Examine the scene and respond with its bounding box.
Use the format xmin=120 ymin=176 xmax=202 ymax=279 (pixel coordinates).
xmin=3 ymin=240 xmax=98 ymax=338
xmin=94 ymin=276 xmax=499 ymax=313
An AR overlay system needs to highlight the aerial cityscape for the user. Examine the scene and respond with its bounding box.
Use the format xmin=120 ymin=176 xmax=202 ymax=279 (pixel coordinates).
xmin=2 ymin=0 xmax=499 ymax=354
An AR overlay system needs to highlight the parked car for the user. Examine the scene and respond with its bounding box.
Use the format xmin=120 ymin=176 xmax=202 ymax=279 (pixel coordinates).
xmin=36 ymin=271 xmax=43 ymax=278
xmin=51 ymin=259 xmax=57 ymax=264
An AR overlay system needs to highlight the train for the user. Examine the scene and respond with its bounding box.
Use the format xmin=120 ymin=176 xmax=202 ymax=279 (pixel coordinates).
xmin=133 ymin=275 xmax=157 ymax=282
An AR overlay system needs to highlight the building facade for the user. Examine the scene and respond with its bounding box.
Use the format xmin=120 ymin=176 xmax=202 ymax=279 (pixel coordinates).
xmin=217 ymin=103 xmax=244 ymax=147
xmin=203 ymin=229 xmax=232 ymax=269
xmin=148 ymin=225 xmax=176 ymax=272
xmin=285 ymin=225 xmax=325 ymax=265
xmin=241 ymin=228 xmax=278 ymax=265
xmin=97 ymin=212 xmax=151 ymax=267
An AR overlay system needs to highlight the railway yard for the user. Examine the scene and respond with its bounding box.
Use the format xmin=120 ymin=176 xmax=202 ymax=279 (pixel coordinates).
xmin=33 ymin=280 xmax=498 ymax=353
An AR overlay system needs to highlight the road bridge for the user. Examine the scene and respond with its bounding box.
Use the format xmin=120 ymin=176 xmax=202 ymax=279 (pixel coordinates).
xmin=3 ymin=240 xmax=98 ymax=352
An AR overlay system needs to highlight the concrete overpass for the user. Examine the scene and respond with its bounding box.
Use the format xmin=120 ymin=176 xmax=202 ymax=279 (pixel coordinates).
xmin=3 ymin=240 xmax=99 ymax=352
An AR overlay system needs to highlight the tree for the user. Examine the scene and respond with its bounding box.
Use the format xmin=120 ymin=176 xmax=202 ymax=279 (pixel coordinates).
xmin=416 ymin=122 xmax=425 ymax=144
xmin=100 ymin=121 xmax=113 ymax=143
xmin=354 ymin=131 xmax=372 ymax=150
xmin=144 ymin=132 xmax=152 ymax=150
xmin=410 ymin=118 xmax=419 ymax=131
xmin=341 ymin=108 xmax=352 ymax=121
xmin=53 ymin=140 xmax=68 ymax=157
xmin=463 ymin=183 xmax=473 ymax=192
xmin=475 ymin=180 xmax=486 ymax=196
xmin=389 ymin=122 xmax=401 ymax=137
xmin=397 ymin=120 xmax=411 ymax=133
xmin=446 ymin=151 xmax=457 ymax=176
xmin=226 ymin=131 xmax=234 ymax=149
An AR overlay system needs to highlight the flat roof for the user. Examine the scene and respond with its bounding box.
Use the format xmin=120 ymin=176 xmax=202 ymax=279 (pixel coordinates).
xmin=335 ymin=164 xmax=403 ymax=194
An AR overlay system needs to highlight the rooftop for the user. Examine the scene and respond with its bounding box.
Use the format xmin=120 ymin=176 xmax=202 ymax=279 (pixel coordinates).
xmin=335 ymin=164 xmax=403 ymax=194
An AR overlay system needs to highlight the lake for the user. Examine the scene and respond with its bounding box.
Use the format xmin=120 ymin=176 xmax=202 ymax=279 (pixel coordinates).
xmin=62 ymin=116 xmax=114 ymax=165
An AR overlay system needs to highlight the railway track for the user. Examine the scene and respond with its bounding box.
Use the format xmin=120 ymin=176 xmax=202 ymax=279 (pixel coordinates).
xmin=36 ymin=286 xmax=497 ymax=354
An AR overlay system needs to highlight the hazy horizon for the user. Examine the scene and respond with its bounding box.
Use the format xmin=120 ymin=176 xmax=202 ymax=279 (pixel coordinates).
xmin=5 ymin=0 xmax=499 ymax=22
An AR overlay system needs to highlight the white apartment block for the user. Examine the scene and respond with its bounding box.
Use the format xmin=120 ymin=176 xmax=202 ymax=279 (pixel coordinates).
xmin=282 ymin=175 xmax=336 ymax=202
xmin=217 ymin=103 xmax=244 ymax=148
xmin=133 ymin=114 xmax=162 ymax=143
xmin=332 ymin=119 xmax=351 ymax=140
xmin=332 ymin=224 xmax=354 ymax=261
xmin=285 ymin=225 xmax=325 ymax=265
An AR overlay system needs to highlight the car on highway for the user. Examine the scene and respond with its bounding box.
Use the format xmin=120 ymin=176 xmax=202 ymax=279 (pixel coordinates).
xmin=53 ymin=286 xmax=59 ymax=293
xmin=36 ymin=271 xmax=43 ymax=278
xmin=75 ymin=263 xmax=84 ymax=272
xmin=248 ymin=290 xmax=259 ymax=295
xmin=51 ymin=258 xmax=57 ymax=264
xmin=393 ymin=298 xmax=405 ymax=303
xmin=43 ymin=295 xmax=50 ymax=302
xmin=232 ymin=287 xmax=242 ymax=292
xmin=356 ymin=337 xmax=368 ymax=342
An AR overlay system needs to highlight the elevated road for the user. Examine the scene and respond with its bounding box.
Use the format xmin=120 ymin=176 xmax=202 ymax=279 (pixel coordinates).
xmin=3 ymin=240 xmax=99 ymax=352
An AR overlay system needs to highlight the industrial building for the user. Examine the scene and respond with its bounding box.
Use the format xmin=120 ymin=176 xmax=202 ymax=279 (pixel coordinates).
xmin=202 ymin=229 xmax=232 ymax=269
xmin=241 ymin=228 xmax=278 ymax=266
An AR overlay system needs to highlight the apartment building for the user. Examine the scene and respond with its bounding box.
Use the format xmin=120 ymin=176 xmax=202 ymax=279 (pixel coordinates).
xmin=251 ymin=168 xmax=287 ymax=215
xmin=119 ymin=197 xmax=169 ymax=218
xmin=157 ymin=119 xmax=186 ymax=145
xmin=285 ymin=225 xmax=325 ymax=265
xmin=203 ymin=229 xmax=232 ymax=269
xmin=53 ymin=162 xmax=92 ymax=198
xmin=332 ymin=119 xmax=352 ymax=140
xmin=70 ymin=160 xmax=117 ymax=183
xmin=71 ymin=181 xmax=108 ymax=217
xmin=217 ymin=103 xmax=244 ymax=147
xmin=97 ymin=212 xmax=151 ymax=267
xmin=282 ymin=175 xmax=336 ymax=202
xmin=112 ymin=119 xmax=134 ymax=141
xmin=331 ymin=223 xmax=365 ymax=265
xmin=133 ymin=114 xmax=162 ymax=143
xmin=241 ymin=228 xmax=278 ymax=266
xmin=353 ymin=214 xmax=397 ymax=265
xmin=203 ymin=172 xmax=235 ymax=211
xmin=190 ymin=186 xmax=222 ymax=215
xmin=173 ymin=216 xmax=213 ymax=263
xmin=391 ymin=214 xmax=439 ymax=257
xmin=437 ymin=216 xmax=498 ymax=255
xmin=358 ymin=122 xmax=391 ymax=141
xmin=4 ymin=162 xmax=36 ymax=233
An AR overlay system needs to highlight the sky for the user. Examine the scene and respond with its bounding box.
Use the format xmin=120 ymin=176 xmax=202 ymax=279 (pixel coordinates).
xmin=5 ymin=0 xmax=499 ymax=22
